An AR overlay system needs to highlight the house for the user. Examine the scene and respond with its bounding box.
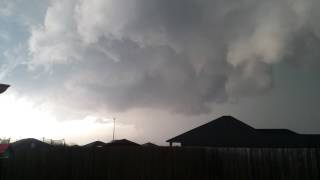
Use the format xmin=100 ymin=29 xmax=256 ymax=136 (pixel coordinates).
xmin=11 ymin=138 xmax=51 ymax=151
xmin=83 ymin=141 xmax=107 ymax=148
xmin=0 ymin=144 xmax=11 ymax=159
xmin=167 ymin=116 xmax=320 ymax=148
xmin=105 ymin=139 xmax=140 ymax=147
xmin=142 ymin=142 xmax=158 ymax=147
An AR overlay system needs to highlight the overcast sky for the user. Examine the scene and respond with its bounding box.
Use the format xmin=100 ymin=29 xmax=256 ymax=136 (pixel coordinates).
xmin=0 ymin=0 xmax=320 ymax=145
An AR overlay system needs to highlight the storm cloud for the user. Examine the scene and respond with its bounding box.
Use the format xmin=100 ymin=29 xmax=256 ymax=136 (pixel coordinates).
xmin=27 ymin=0 xmax=320 ymax=115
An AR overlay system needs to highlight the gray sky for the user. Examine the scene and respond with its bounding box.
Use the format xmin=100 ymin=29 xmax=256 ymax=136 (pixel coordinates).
xmin=0 ymin=0 xmax=320 ymax=145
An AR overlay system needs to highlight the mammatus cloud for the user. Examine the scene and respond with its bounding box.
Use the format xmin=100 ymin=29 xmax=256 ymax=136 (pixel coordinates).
xmin=27 ymin=0 xmax=320 ymax=115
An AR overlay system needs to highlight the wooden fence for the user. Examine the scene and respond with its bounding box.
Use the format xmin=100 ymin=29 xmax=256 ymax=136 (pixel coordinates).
xmin=1 ymin=146 xmax=320 ymax=180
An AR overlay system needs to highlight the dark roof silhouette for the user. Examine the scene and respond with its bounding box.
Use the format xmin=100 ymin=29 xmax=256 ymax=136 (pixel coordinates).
xmin=11 ymin=138 xmax=51 ymax=151
xmin=12 ymin=138 xmax=47 ymax=146
xmin=0 ymin=84 xmax=9 ymax=94
xmin=105 ymin=139 xmax=140 ymax=147
xmin=167 ymin=116 xmax=320 ymax=148
xmin=83 ymin=141 xmax=106 ymax=148
xmin=142 ymin=142 xmax=158 ymax=147
xmin=167 ymin=116 xmax=255 ymax=143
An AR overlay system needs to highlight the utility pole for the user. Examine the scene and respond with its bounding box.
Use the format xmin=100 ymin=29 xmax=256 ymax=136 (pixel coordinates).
xmin=112 ymin=117 xmax=116 ymax=141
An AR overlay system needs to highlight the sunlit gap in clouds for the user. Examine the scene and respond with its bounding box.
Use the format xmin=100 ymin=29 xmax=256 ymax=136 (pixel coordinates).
xmin=0 ymin=91 xmax=136 ymax=145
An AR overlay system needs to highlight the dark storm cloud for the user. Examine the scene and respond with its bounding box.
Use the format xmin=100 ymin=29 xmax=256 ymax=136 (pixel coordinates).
xmin=26 ymin=0 xmax=320 ymax=115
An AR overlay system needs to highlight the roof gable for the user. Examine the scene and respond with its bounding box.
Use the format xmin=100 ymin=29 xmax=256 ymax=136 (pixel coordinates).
xmin=84 ymin=141 xmax=106 ymax=147
xmin=106 ymin=139 xmax=140 ymax=147
xmin=167 ymin=116 xmax=255 ymax=142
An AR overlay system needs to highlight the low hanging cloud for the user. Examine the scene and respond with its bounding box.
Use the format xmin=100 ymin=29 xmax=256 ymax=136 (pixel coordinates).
xmin=27 ymin=0 xmax=320 ymax=115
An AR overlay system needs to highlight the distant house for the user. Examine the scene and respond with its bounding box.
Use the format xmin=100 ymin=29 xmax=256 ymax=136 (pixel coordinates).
xmin=83 ymin=141 xmax=107 ymax=148
xmin=142 ymin=142 xmax=158 ymax=147
xmin=83 ymin=139 xmax=140 ymax=148
xmin=0 ymin=144 xmax=11 ymax=159
xmin=167 ymin=116 xmax=320 ymax=148
xmin=11 ymin=138 xmax=51 ymax=151
xmin=0 ymin=138 xmax=11 ymax=159
xmin=105 ymin=139 xmax=140 ymax=147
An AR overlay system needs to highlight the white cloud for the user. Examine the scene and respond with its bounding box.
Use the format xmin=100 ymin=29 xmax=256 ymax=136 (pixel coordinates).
xmin=25 ymin=0 xmax=320 ymax=116
xmin=0 ymin=0 xmax=14 ymax=16
xmin=0 ymin=44 xmax=27 ymax=80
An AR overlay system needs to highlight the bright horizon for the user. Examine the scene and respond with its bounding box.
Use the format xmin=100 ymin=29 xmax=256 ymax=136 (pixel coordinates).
xmin=0 ymin=91 xmax=137 ymax=145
